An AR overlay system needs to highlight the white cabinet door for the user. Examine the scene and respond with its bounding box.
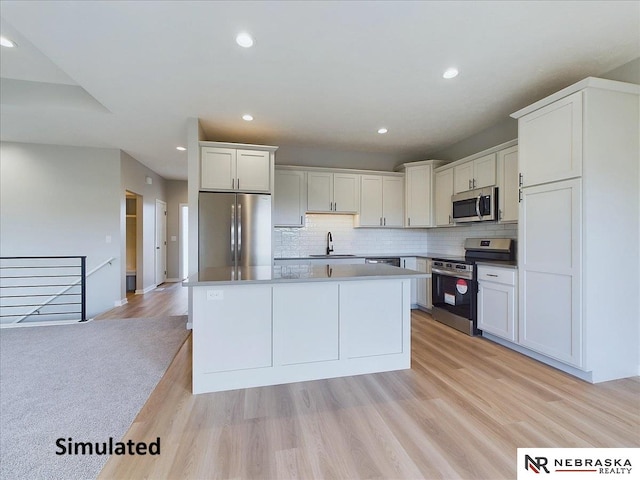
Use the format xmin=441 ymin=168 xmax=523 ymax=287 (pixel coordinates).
xmin=359 ymin=175 xmax=383 ymax=226
xmin=307 ymin=172 xmax=333 ymax=212
xmin=333 ymin=173 xmax=359 ymax=213
xmin=273 ymin=283 xmax=339 ymax=365
xmin=453 ymin=161 xmax=474 ymax=194
xmin=518 ymin=178 xmax=582 ymax=367
xmin=405 ymin=165 xmax=432 ymax=227
xmin=478 ymin=265 xmax=517 ymax=342
xmin=401 ymin=257 xmax=417 ymax=306
xmin=192 ymin=285 xmax=272 ymax=373
xmin=415 ymin=258 xmax=428 ymax=308
xmin=274 ymin=170 xmax=305 ymax=227
xmin=518 ymin=91 xmax=583 ymax=187
xmin=201 ymin=147 xmax=236 ymax=190
xmin=435 ymin=168 xmax=454 ymax=226
xmin=497 ymin=146 xmax=519 ymax=223
xmin=382 ymin=176 xmax=404 ymax=227
xmin=236 ymin=149 xmax=271 ymax=192
xmin=473 ymin=153 xmax=497 ymax=189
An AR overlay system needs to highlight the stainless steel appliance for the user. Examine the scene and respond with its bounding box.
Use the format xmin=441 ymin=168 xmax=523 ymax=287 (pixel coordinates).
xmin=198 ymin=192 xmax=272 ymax=271
xmin=365 ymin=257 xmax=400 ymax=267
xmin=431 ymin=238 xmax=514 ymax=335
xmin=452 ymin=186 xmax=498 ymax=223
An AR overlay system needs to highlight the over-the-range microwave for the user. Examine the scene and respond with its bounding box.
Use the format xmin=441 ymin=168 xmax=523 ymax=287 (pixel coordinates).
xmin=451 ymin=186 xmax=498 ymax=223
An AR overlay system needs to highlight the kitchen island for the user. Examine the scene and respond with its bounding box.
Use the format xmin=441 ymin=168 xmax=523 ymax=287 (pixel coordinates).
xmin=184 ymin=263 xmax=427 ymax=394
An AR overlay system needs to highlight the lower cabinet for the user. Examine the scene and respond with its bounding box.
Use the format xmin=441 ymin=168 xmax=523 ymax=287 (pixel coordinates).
xmin=415 ymin=258 xmax=430 ymax=309
xmin=401 ymin=257 xmax=417 ymax=306
xmin=477 ymin=265 xmax=517 ymax=342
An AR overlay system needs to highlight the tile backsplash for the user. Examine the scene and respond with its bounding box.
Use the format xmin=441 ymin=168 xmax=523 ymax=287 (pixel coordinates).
xmin=274 ymin=214 xmax=517 ymax=258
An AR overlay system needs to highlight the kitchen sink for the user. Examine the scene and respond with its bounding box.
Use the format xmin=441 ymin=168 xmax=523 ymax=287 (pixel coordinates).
xmin=309 ymin=254 xmax=356 ymax=258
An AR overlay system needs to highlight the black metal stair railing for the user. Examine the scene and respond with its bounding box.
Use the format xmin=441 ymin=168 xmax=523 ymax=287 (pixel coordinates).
xmin=0 ymin=256 xmax=87 ymax=325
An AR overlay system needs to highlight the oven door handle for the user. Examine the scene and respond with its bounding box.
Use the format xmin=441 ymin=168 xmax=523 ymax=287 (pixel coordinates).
xmin=432 ymin=267 xmax=474 ymax=280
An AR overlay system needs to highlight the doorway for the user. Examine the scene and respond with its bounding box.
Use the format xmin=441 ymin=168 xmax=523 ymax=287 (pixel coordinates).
xmin=125 ymin=191 xmax=142 ymax=295
xmin=155 ymin=199 xmax=167 ymax=286
xmin=179 ymin=203 xmax=189 ymax=280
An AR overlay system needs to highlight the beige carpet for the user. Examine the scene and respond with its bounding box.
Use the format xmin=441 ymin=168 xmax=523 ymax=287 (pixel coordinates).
xmin=0 ymin=316 xmax=189 ymax=480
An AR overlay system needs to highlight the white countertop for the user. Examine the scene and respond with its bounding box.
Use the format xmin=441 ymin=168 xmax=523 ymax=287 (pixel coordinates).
xmin=184 ymin=264 xmax=429 ymax=286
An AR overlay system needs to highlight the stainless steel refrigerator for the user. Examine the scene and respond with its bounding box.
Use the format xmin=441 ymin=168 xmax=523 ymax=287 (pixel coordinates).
xmin=198 ymin=192 xmax=272 ymax=270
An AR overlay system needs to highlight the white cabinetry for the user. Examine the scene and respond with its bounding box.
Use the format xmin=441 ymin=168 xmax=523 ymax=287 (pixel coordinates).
xmin=478 ymin=265 xmax=517 ymax=342
xmin=453 ymin=153 xmax=496 ymax=193
xmin=401 ymin=257 xmax=417 ymax=306
xmin=434 ymin=167 xmax=455 ymax=226
xmin=201 ymin=146 xmax=272 ymax=192
xmin=496 ymin=145 xmax=519 ymax=223
xmin=402 ymin=161 xmax=445 ymax=227
xmin=415 ymin=258 xmax=430 ymax=309
xmin=511 ymin=77 xmax=639 ymax=382
xmin=307 ymin=171 xmax=359 ymax=213
xmin=357 ymin=175 xmax=403 ymax=227
xmin=274 ymin=169 xmax=306 ymax=227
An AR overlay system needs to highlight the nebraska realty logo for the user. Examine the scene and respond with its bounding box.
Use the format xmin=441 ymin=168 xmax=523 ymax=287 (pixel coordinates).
xmin=518 ymin=449 xmax=638 ymax=479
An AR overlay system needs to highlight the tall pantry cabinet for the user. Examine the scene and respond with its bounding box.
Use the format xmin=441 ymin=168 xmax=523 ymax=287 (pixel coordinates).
xmin=511 ymin=77 xmax=639 ymax=382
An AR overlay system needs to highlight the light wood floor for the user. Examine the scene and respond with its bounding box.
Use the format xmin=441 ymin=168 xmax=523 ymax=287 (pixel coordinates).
xmin=94 ymin=281 xmax=188 ymax=320
xmin=98 ymin=297 xmax=639 ymax=479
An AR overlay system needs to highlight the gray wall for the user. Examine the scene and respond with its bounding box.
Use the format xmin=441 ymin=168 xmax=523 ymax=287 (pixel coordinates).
xmin=0 ymin=142 xmax=121 ymax=318
xmin=120 ymin=151 xmax=167 ymax=297
xmin=276 ymin=144 xmax=401 ymax=171
xmin=165 ymin=180 xmax=188 ymax=280
xmin=600 ymin=57 xmax=640 ymax=84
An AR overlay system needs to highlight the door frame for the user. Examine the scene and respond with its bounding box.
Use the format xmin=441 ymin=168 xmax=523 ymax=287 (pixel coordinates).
xmin=155 ymin=199 xmax=167 ymax=286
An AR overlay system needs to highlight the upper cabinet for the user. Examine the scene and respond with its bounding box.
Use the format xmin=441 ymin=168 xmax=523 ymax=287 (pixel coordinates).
xmin=402 ymin=160 xmax=445 ymax=227
xmin=517 ymin=91 xmax=582 ymax=188
xmin=453 ymin=152 xmax=497 ymax=194
xmin=496 ymin=145 xmax=519 ymax=223
xmin=274 ymin=169 xmax=306 ymax=227
xmin=307 ymin=172 xmax=359 ymax=213
xmin=356 ymin=174 xmax=403 ymax=227
xmin=434 ymin=167 xmax=455 ymax=226
xmin=201 ymin=144 xmax=276 ymax=193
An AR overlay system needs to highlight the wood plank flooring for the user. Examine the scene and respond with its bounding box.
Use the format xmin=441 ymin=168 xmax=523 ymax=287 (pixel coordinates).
xmin=98 ymin=302 xmax=639 ymax=479
xmin=94 ymin=281 xmax=188 ymax=320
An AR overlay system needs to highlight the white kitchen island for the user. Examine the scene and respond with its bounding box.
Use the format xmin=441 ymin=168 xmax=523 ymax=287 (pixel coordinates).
xmin=184 ymin=263 xmax=427 ymax=394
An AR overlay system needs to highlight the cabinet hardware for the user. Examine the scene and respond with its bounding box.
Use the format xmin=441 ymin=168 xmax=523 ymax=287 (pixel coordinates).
xmin=499 ymin=209 xmax=502 ymax=220
xmin=380 ymin=217 xmax=383 ymax=226
xmin=472 ymin=178 xmax=476 ymax=189
xmin=384 ymin=217 xmax=386 ymax=226
xmin=237 ymin=178 xmax=240 ymax=189
xmin=300 ymin=215 xmax=303 ymax=224
xmin=468 ymin=179 xmax=472 ymax=190
xmin=449 ymin=214 xmax=452 ymax=224
xmin=232 ymin=178 xmax=235 ymax=189
xmin=330 ymin=201 xmax=333 ymax=211
xmin=486 ymin=273 xmax=499 ymax=277
xmin=334 ymin=202 xmax=337 ymax=211
xmin=408 ymin=217 xmax=411 ymax=226
xmin=519 ymin=173 xmax=523 ymax=187
xmin=518 ymin=189 xmax=523 ymax=203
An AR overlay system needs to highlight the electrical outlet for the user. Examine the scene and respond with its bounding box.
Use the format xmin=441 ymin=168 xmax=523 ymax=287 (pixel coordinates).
xmin=206 ymin=290 xmax=223 ymax=301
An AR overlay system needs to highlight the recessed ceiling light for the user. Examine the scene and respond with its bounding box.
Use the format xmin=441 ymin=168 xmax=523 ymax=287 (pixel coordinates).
xmin=378 ymin=128 xmax=388 ymax=134
xmin=443 ymin=68 xmax=459 ymax=79
xmin=0 ymin=36 xmax=16 ymax=48
xmin=242 ymin=114 xmax=254 ymax=121
xmin=236 ymin=32 xmax=254 ymax=48
xmin=176 ymin=146 xmax=186 ymax=151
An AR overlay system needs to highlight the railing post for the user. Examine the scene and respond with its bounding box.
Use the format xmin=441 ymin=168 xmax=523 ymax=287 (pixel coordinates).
xmin=80 ymin=256 xmax=87 ymax=322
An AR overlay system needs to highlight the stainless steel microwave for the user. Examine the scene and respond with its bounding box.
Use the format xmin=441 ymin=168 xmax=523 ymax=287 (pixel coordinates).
xmin=452 ymin=186 xmax=497 ymax=223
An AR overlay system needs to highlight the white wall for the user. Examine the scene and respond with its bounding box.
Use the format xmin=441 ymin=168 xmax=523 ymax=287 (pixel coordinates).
xmin=0 ymin=142 xmax=121 ymax=319
xmin=120 ymin=151 xmax=167 ymax=298
xmin=425 ymin=223 xmax=518 ymax=257
xmin=276 ymin=144 xmax=404 ymax=171
xmin=165 ymin=180 xmax=188 ymax=280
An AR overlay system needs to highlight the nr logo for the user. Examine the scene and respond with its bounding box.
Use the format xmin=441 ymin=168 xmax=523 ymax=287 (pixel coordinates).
xmin=525 ymin=454 xmax=550 ymax=474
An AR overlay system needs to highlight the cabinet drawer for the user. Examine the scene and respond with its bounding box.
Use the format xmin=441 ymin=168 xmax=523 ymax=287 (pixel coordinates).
xmin=477 ymin=266 xmax=516 ymax=285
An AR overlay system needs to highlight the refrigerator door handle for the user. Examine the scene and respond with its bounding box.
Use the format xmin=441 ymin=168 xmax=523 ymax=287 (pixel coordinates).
xmin=237 ymin=203 xmax=242 ymax=262
xmin=231 ymin=203 xmax=236 ymax=262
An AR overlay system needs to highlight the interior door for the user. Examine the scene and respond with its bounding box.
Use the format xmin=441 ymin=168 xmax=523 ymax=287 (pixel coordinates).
xmin=155 ymin=199 xmax=167 ymax=286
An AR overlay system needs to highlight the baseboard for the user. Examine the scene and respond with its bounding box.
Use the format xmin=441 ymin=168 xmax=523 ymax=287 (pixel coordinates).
xmin=114 ymin=298 xmax=128 ymax=307
xmin=135 ymin=285 xmax=157 ymax=295
xmin=165 ymin=277 xmax=181 ymax=283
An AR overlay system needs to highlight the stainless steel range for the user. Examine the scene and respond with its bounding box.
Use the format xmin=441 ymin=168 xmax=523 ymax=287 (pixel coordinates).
xmin=431 ymin=238 xmax=515 ymax=335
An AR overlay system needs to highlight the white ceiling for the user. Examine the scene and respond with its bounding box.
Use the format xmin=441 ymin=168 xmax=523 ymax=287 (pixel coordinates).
xmin=1 ymin=1 xmax=638 ymax=180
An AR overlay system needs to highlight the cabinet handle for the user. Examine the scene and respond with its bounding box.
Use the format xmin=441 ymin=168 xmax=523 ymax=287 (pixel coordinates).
xmin=519 ymin=173 xmax=523 ymax=187
xmin=473 ymin=178 xmax=476 ymax=188
xmin=232 ymin=178 xmax=235 ymax=189
xmin=237 ymin=178 xmax=240 ymax=189
xmin=334 ymin=202 xmax=337 ymax=211
xmin=300 ymin=215 xmax=303 ymax=224
xmin=486 ymin=273 xmax=499 ymax=277
xmin=380 ymin=217 xmax=383 ymax=226
xmin=468 ymin=179 xmax=472 ymax=190
xmin=498 ymin=209 xmax=502 ymax=220
xmin=408 ymin=217 xmax=411 ymax=226
xmin=384 ymin=217 xmax=386 ymax=226
xmin=449 ymin=214 xmax=452 ymax=224
xmin=519 ymin=189 xmax=523 ymax=203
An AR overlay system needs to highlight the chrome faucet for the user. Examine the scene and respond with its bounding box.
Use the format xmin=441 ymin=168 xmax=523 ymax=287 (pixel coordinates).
xmin=326 ymin=231 xmax=334 ymax=255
